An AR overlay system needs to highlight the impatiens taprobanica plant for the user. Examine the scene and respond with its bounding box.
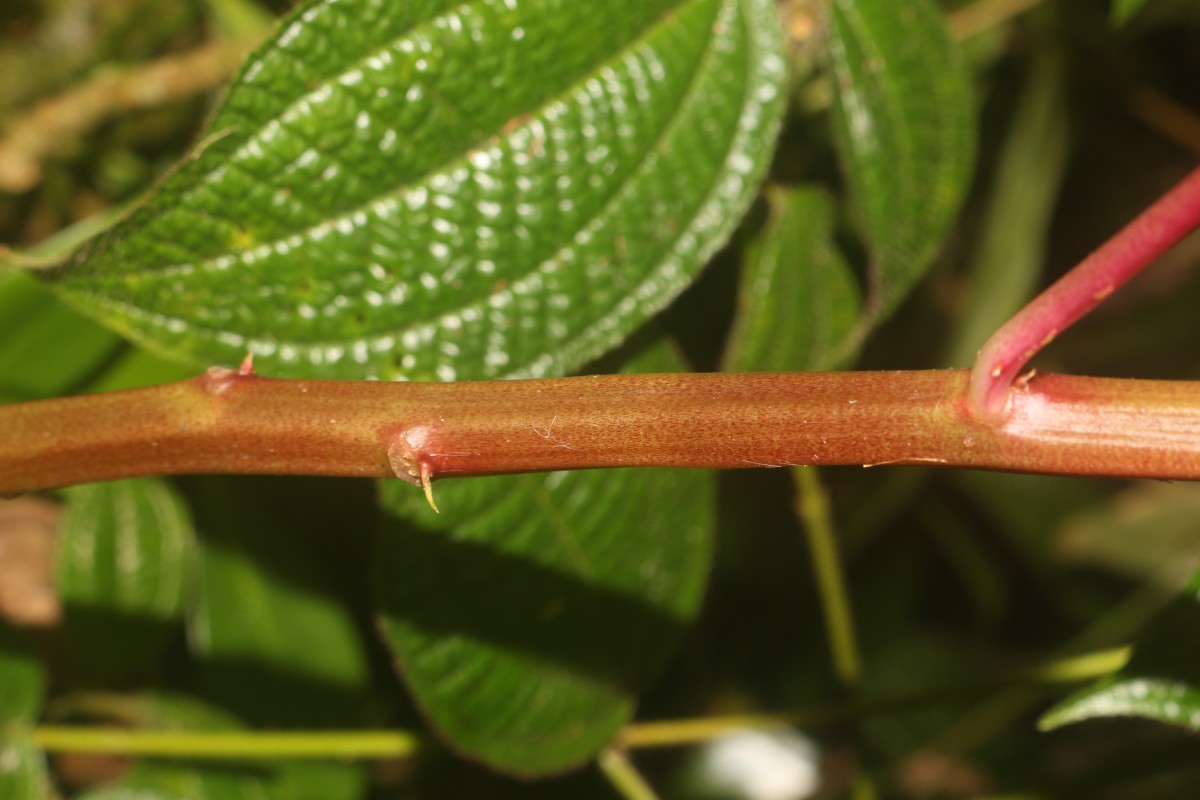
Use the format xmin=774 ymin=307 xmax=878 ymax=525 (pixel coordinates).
xmin=3 ymin=0 xmax=1200 ymax=796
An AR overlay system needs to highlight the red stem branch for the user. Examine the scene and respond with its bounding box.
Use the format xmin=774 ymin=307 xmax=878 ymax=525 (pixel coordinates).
xmin=4 ymin=367 xmax=1200 ymax=499
xmin=969 ymin=165 xmax=1200 ymax=420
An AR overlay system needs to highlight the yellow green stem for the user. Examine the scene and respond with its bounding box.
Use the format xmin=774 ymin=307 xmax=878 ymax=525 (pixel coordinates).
xmin=23 ymin=646 xmax=1131 ymax=760
xmin=30 ymin=728 xmax=423 ymax=760
xmin=794 ymin=466 xmax=862 ymax=689
xmin=596 ymin=747 xmax=662 ymax=800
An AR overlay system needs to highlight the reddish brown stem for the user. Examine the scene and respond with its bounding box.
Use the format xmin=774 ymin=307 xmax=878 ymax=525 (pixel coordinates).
xmin=970 ymin=165 xmax=1200 ymax=420
xmin=3 ymin=367 xmax=1200 ymax=498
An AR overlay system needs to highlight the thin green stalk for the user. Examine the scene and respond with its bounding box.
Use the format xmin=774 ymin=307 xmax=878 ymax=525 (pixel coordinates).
xmin=596 ymin=747 xmax=662 ymax=800
xmin=618 ymin=646 xmax=1127 ymax=749
xmin=30 ymin=728 xmax=423 ymax=760
xmin=26 ymin=648 xmax=1127 ymax=760
xmin=794 ymin=466 xmax=862 ymax=689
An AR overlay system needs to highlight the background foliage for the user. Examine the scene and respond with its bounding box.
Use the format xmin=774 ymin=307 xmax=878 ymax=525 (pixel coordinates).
xmin=3 ymin=0 xmax=1200 ymax=797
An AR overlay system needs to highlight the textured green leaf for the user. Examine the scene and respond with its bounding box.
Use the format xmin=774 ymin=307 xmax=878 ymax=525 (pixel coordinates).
xmin=1041 ymin=568 xmax=1200 ymax=733
xmin=723 ymin=186 xmax=860 ymax=372
xmin=48 ymin=0 xmax=786 ymax=381
xmin=1111 ymin=0 xmax=1150 ymax=25
xmin=376 ymin=341 xmax=714 ymax=776
xmin=0 ymin=737 xmax=49 ymax=800
xmin=827 ymin=0 xmax=974 ymax=321
xmin=57 ymin=478 xmax=195 ymax=682
xmin=0 ymin=622 xmax=43 ymax=726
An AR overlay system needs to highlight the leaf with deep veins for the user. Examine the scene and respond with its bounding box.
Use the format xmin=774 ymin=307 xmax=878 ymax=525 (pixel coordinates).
xmin=375 ymin=340 xmax=715 ymax=775
xmin=827 ymin=0 xmax=974 ymax=324
xmin=46 ymin=0 xmax=786 ymax=381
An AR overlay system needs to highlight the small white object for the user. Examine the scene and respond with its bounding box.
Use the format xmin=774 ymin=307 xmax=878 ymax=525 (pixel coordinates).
xmin=697 ymin=727 xmax=820 ymax=800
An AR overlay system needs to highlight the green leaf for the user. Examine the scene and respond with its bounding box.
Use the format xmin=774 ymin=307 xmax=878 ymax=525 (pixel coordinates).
xmin=1041 ymin=568 xmax=1200 ymax=733
xmin=80 ymin=766 xmax=273 ymax=800
xmin=1055 ymin=483 xmax=1200 ymax=588
xmin=0 ymin=737 xmax=49 ymax=800
xmin=75 ymin=694 xmax=273 ymax=800
xmin=1041 ymin=677 xmax=1200 ymax=732
xmin=0 ymin=622 xmax=43 ymax=726
xmin=1111 ymin=0 xmax=1150 ymax=25
xmin=375 ymin=341 xmax=715 ymax=776
xmin=827 ymin=0 xmax=974 ymax=322
xmin=57 ymin=478 xmax=195 ymax=681
xmin=945 ymin=53 xmax=1067 ymax=368
xmin=187 ymin=478 xmax=370 ymax=720
xmin=47 ymin=0 xmax=786 ymax=381
xmin=185 ymin=478 xmax=371 ymax=800
xmin=723 ymin=186 xmax=861 ymax=372
xmin=0 ymin=273 xmax=123 ymax=403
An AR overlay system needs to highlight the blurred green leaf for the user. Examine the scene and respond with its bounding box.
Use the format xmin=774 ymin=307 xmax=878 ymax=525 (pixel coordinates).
xmin=946 ymin=53 xmax=1068 ymax=368
xmin=75 ymin=694 xmax=274 ymax=800
xmin=1042 ymin=568 xmax=1200 ymax=733
xmin=376 ymin=341 xmax=715 ymax=776
xmin=83 ymin=347 xmax=197 ymax=394
xmin=0 ymin=273 xmax=122 ymax=403
xmin=0 ymin=737 xmax=48 ymax=800
xmin=57 ymin=478 xmax=195 ymax=681
xmin=80 ymin=767 xmax=273 ymax=800
xmin=187 ymin=478 xmax=369 ymax=713
xmin=827 ymin=0 xmax=974 ymax=322
xmin=47 ymin=0 xmax=786 ymax=382
xmin=1055 ymin=483 xmax=1200 ymax=588
xmin=1111 ymin=0 xmax=1150 ymax=25
xmin=0 ymin=622 xmax=43 ymax=726
xmin=186 ymin=478 xmax=369 ymax=800
xmin=723 ymin=186 xmax=861 ymax=372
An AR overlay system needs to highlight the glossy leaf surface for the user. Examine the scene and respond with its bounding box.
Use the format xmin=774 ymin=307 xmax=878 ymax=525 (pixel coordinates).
xmin=376 ymin=342 xmax=715 ymax=775
xmin=1042 ymin=567 xmax=1200 ymax=733
xmin=723 ymin=186 xmax=860 ymax=372
xmin=58 ymin=478 xmax=195 ymax=679
xmin=827 ymin=0 xmax=974 ymax=321
xmin=49 ymin=0 xmax=786 ymax=381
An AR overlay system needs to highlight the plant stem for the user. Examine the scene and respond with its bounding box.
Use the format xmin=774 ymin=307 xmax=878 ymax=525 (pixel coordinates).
xmin=5 ymin=368 xmax=1200 ymax=497
xmin=30 ymin=728 xmax=423 ymax=759
xmin=618 ymin=646 xmax=1129 ymax=750
xmin=794 ymin=467 xmax=862 ymax=689
xmin=26 ymin=647 xmax=1126 ymax=761
xmin=0 ymin=36 xmax=260 ymax=193
xmin=596 ymin=747 xmax=663 ymax=800
xmin=969 ymin=165 xmax=1200 ymax=420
